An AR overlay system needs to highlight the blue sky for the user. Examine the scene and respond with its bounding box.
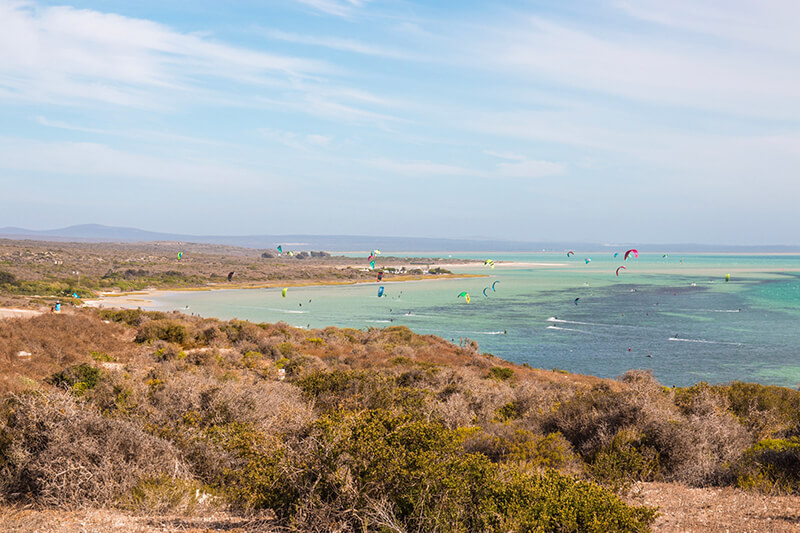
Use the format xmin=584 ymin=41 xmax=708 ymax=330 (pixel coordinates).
xmin=1 ymin=0 xmax=799 ymax=244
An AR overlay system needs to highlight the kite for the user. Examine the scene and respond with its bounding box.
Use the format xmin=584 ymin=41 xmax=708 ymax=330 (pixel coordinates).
xmin=457 ymin=291 xmax=471 ymax=304
xmin=725 ymin=273 xmax=730 ymax=282
xmin=227 ymin=271 xmax=235 ymax=282
xmin=377 ymin=272 xmax=383 ymax=282
xmin=378 ymin=286 xmax=385 ymax=297
xmin=369 ymin=260 xmax=375 ymax=270
xmin=567 ymin=251 xmax=575 ymax=257
xmin=373 ymin=249 xmax=381 ymax=256
xmin=282 ymin=287 xmax=288 ymax=298
xmin=662 ymin=254 xmax=669 ymax=259
xmin=624 ymin=249 xmax=639 ymax=261
xmin=574 ymin=297 xmax=580 ymax=305
xmin=616 ymin=266 xmax=626 ymax=276
xmin=614 ymin=252 xmax=619 ymax=258
xmin=585 ymin=258 xmax=592 ymax=264
xmin=177 ymin=252 xmax=183 ymax=260
xmin=484 ymin=259 xmax=495 ymax=268
xmin=492 ymin=281 xmax=499 ymax=291
xmin=483 ymin=287 xmax=489 ymax=297
xmin=277 ymin=245 xmax=282 ymax=254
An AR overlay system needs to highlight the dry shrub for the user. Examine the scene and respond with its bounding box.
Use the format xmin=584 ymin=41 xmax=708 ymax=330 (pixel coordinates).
xmin=545 ymin=370 xmax=752 ymax=487
xmin=0 ymin=391 xmax=186 ymax=506
xmin=428 ymin=391 xmax=474 ymax=429
xmin=0 ymin=312 xmax=142 ymax=394
xmin=134 ymin=319 xmax=189 ymax=345
xmin=146 ymin=372 xmax=313 ymax=437
xmin=463 ymin=424 xmax=581 ymax=474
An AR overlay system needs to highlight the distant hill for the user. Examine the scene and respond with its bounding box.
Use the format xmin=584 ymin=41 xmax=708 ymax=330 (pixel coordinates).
xmin=1 ymin=224 xmax=799 ymax=253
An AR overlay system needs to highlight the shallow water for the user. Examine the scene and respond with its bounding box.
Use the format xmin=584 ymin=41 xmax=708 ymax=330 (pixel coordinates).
xmin=122 ymin=253 xmax=800 ymax=387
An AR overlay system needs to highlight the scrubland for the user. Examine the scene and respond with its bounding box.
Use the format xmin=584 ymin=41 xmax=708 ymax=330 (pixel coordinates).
xmin=2 ymin=308 xmax=800 ymax=532
xmin=0 ymin=239 xmax=465 ymax=307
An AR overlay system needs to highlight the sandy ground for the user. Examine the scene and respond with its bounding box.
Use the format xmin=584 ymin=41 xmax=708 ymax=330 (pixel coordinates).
xmin=3 ymin=482 xmax=800 ymax=532
xmin=631 ymin=482 xmax=800 ymax=532
xmin=81 ymin=271 xmax=490 ymax=310
xmin=0 ymin=308 xmax=43 ymax=320
xmin=0 ymin=507 xmax=278 ymax=533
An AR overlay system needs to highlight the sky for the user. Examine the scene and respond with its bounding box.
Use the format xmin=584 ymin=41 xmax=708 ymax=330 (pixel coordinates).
xmin=1 ymin=0 xmax=799 ymax=245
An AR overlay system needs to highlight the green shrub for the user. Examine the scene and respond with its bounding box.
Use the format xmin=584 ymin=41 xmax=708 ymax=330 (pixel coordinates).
xmin=295 ymin=410 xmax=655 ymax=532
xmin=276 ymin=341 xmax=297 ymax=356
xmin=135 ymin=319 xmax=189 ymax=345
xmin=487 ymin=367 xmax=514 ymax=381
xmin=0 ymin=270 xmax=17 ymax=285
xmin=204 ymin=422 xmax=296 ymax=514
xmin=97 ymin=308 xmax=165 ymax=327
xmin=48 ymin=364 xmax=102 ymax=396
xmin=734 ymin=437 xmax=800 ymax=494
xmin=589 ymin=429 xmax=661 ymax=492
xmin=384 ymin=325 xmax=414 ymax=342
xmin=495 ymin=401 xmax=522 ymax=422
xmin=478 ymin=468 xmax=657 ymax=532
xmin=90 ymin=351 xmax=116 ymax=362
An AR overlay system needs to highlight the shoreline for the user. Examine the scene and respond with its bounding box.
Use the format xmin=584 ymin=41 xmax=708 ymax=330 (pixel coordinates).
xmin=82 ymin=272 xmax=489 ymax=309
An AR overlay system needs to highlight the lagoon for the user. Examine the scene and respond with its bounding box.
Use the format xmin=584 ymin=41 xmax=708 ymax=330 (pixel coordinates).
xmin=104 ymin=252 xmax=800 ymax=387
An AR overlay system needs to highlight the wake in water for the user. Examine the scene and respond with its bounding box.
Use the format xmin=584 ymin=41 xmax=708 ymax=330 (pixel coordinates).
xmin=546 ymin=325 xmax=594 ymax=335
xmin=668 ymin=337 xmax=742 ymax=345
xmin=546 ymin=317 xmax=643 ymax=329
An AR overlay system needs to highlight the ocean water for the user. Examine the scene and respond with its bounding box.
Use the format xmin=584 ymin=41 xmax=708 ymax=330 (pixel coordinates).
xmin=119 ymin=253 xmax=800 ymax=387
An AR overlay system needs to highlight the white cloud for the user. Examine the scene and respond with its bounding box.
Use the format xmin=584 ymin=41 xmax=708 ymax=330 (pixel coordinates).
xmin=472 ymin=11 xmax=800 ymax=120
xmin=364 ymin=158 xmax=474 ymax=177
xmin=0 ymin=1 xmax=328 ymax=108
xmin=262 ymin=28 xmax=415 ymax=60
xmin=294 ymin=0 xmax=370 ymax=18
xmin=0 ymin=137 xmax=272 ymax=188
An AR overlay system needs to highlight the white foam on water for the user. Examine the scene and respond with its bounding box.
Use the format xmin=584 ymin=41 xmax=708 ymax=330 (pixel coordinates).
xmin=546 ymin=317 xmax=641 ymax=329
xmin=668 ymin=337 xmax=742 ymax=345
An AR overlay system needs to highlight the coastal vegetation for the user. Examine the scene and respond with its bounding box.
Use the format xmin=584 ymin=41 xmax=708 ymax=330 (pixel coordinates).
xmin=2 ymin=307 xmax=800 ymax=531
xmin=0 ymin=239 xmax=470 ymax=307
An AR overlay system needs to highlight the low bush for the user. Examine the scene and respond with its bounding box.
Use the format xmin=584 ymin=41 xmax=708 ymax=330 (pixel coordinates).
xmin=47 ymin=363 xmax=102 ymax=396
xmin=733 ymin=437 xmax=800 ymax=494
xmin=0 ymin=391 xmax=186 ymax=506
xmin=285 ymin=410 xmax=655 ymax=532
xmin=588 ymin=429 xmax=661 ymax=492
xmin=135 ymin=320 xmax=189 ymax=345
xmin=487 ymin=366 xmax=514 ymax=381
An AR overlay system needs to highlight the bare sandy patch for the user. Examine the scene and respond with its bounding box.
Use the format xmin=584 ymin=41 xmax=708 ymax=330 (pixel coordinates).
xmin=0 ymin=308 xmax=43 ymax=320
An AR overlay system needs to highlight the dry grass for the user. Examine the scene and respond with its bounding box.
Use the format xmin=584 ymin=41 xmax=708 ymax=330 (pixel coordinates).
xmin=0 ymin=311 xmax=146 ymax=394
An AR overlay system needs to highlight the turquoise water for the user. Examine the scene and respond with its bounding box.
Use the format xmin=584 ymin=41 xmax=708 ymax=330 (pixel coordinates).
xmin=121 ymin=253 xmax=800 ymax=387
